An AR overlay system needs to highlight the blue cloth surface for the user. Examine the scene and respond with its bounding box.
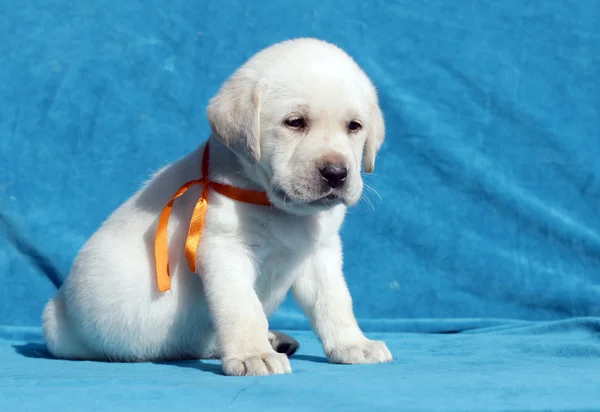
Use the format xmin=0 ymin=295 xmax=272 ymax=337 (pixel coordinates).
xmin=1 ymin=0 xmax=600 ymax=411
xmin=2 ymin=319 xmax=600 ymax=412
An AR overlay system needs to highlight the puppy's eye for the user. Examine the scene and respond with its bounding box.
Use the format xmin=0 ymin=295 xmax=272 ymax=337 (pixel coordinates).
xmin=285 ymin=117 xmax=306 ymax=129
xmin=348 ymin=121 xmax=362 ymax=132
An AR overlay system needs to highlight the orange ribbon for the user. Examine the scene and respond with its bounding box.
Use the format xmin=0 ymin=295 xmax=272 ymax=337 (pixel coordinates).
xmin=154 ymin=143 xmax=271 ymax=292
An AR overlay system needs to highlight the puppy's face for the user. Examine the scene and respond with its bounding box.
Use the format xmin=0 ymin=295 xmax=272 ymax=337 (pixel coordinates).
xmin=259 ymin=79 xmax=371 ymax=213
xmin=208 ymin=39 xmax=385 ymax=215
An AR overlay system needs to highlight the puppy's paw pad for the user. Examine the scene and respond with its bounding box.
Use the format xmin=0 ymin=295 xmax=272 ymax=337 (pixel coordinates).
xmin=328 ymin=340 xmax=392 ymax=365
xmin=223 ymin=352 xmax=292 ymax=376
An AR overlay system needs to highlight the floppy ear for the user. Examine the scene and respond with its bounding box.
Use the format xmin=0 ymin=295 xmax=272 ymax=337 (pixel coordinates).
xmin=206 ymin=73 xmax=262 ymax=164
xmin=363 ymin=102 xmax=385 ymax=174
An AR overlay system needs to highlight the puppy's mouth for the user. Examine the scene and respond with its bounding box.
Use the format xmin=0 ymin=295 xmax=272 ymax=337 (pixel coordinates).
xmin=315 ymin=193 xmax=342 ymax=204
xmin=271 ymin=188 xmax=345 ymax=208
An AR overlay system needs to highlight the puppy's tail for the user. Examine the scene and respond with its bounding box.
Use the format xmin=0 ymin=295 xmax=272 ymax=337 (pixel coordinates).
xmin=42 ymin=288 xmax=95 ymax=360
xmin=268 ymin=330 xmax=300 ymax=357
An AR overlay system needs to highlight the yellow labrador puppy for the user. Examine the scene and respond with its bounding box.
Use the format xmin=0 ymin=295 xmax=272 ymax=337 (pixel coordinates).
xmin=42 ymin=38 xmax=391 ymax=376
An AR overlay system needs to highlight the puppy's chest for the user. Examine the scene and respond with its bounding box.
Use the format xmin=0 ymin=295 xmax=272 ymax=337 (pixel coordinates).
xmin=251 ymin=230 xmax=313 ymax=301
xmin=250 ymin=214 xmax=332 ymax=275
xmin=205 ymin=201 xmax=345 ymax=278
xmin=252 ymin=209 xmax=340 ymax=251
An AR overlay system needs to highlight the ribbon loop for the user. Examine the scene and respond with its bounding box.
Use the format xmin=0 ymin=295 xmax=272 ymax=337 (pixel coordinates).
xmin=154 ymin=143 xmax=271 ymax=292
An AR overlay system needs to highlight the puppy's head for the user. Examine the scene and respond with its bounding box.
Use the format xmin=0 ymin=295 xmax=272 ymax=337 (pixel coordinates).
xmin=207 ymin=38 xmax=385 ymax=215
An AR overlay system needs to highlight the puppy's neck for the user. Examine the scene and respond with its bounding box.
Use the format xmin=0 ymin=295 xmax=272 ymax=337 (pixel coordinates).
xmin=204 ymin=135 xmax=265 ymax=192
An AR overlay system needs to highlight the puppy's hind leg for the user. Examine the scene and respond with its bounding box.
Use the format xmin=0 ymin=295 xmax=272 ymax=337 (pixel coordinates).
xmin=268 ymin=330 xmax=299 ymax=357
xmin=42 ymin=288 xmax=99 ymax=360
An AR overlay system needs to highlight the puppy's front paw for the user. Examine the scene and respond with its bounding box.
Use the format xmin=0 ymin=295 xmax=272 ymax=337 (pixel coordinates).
xmin=223 ymin=352 xmax=292 ymax=376
xmin=327 ymin=340 xmax=392 ymax=365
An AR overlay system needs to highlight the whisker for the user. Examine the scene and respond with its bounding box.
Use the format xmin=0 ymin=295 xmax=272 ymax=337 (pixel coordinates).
xmin=361 ymin=193 xmax=375 ymax=211
xmin=363 ymin=182 xmax=383 ymax=202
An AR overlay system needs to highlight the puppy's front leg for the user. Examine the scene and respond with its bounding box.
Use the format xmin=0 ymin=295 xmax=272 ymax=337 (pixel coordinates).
xmin=292 ymin=235 xmax=392 ymax=364
xmin=202 ymin=241 xmax=291 ymax=376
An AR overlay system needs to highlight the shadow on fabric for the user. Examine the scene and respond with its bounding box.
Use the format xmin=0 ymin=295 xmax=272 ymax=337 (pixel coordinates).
xmin=13 ymin=342 xmax=53 ymax=359
xmin=12 ymin=342 xmax=225 ymax=375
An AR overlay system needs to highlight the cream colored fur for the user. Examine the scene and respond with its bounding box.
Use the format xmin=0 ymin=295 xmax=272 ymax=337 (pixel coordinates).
xmin=42 ymin=38 xmax=391 ymax=376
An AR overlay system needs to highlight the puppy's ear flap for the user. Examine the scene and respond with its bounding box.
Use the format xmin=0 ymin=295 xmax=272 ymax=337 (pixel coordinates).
xmin=207 ymin=74 xmax=261 ymax=164
xmin=363 ymin=102 xmax=385 ymax=174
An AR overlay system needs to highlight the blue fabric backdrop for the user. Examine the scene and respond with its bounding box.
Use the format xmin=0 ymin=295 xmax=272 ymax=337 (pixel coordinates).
xmin=1 ymin=1 xmax=599 ymax=411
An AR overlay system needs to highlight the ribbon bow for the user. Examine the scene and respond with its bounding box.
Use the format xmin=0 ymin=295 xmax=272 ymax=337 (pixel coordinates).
xmin=154 ymin=143 xmax=271 ymax=292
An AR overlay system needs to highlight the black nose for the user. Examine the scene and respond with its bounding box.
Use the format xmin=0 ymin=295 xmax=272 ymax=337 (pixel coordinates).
xmin=319 ymin=165 xmax=348 ymax=188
